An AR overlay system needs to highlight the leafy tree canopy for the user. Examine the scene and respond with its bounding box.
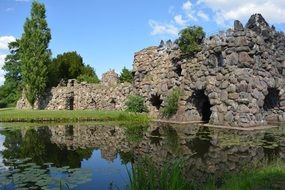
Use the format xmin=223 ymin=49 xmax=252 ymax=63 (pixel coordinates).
xmin=0 ymin=40 xmax=22 ymax=108
xmin=177 ymin=26 xmax=205 ymax=55
xmin=47 ymin=52 xmax=99 ymax=87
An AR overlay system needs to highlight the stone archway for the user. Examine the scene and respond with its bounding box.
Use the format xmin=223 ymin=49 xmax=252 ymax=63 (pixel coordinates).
xmin=191 ymin=89 xmax=212 ymax=123
xmin=263 ymin=88 xmax=280 ymax=111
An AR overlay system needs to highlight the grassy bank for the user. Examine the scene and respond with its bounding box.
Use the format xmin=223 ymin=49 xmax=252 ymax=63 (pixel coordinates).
xmin=0 ymin=108 xmax=150 ymax=123
xmin=204 ymin=161 xmax=285 ymax=190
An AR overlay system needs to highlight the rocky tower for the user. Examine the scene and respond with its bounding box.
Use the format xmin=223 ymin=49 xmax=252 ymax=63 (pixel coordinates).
xmin=133 ymin=14 xmax=285 ymax=127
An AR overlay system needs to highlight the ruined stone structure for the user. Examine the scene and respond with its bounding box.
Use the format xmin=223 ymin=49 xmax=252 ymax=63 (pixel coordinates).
xmin=17 ymin=14 xmax=285 ymax=127
xmin=133 ymin=14 xmax=285 ymax=127
xmin=17 ymin=70 xmax=133 ymax=110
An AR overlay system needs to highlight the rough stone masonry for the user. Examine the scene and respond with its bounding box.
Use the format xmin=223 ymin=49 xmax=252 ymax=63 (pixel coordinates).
xmin=17 ymin=14 xmax=285 ymax=127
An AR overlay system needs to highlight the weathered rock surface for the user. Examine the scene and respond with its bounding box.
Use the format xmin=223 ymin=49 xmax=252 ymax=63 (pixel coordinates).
xmin=17 ymin=71 xmax=134 ymax=111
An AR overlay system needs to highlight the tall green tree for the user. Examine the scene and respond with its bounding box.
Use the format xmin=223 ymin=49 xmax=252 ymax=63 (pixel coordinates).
xmin=119 ymin=67 xmax=133 ymax=83
xmin=0 ymin=40 xmax=22 ymax=107
xmin=20 ymin=1 xmax=51 ymax=107
xmin=47 ymin=52 xmax=99 ymax=86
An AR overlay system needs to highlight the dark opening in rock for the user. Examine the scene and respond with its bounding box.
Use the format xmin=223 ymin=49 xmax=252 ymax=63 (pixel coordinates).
xmin=191 ymin=89 xmax=212 ymax=123
xmin=263 ymin=88 xmax=280 ymax=111
xmin=174 ymin=64 xmax=182 ymax=76
xmin=150 ymin=94 xmax=163 ymax=110
xmin=216 ymin=52 xmax=224 ymax=67
xmin=67 ymin=97 xmax=74 ymax=110
xmin=70 ymin=80 xmax=75 ymax=87
xmin=110 ymin=98 xmax=116 ymax=108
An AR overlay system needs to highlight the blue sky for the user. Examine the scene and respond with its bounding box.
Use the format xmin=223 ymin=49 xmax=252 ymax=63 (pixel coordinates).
xmin=1 ymin=0 xmax=285 ymax=85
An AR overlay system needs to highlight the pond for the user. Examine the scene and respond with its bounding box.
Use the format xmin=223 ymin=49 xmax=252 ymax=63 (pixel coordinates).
xmin=0 ymin=122 xmax=285 ymax=189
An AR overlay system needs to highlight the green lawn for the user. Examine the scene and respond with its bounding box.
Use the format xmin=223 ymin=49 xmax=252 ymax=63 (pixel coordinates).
xmin=0 ymin=108 xmax=150 ymax=123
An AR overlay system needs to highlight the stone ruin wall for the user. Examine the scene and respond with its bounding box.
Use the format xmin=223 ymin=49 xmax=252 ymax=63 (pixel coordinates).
xmin=133 ymin=14 xmax=285 ymax=127
xmin=17 ymin=70 xmax=134 ymax=111
xmin=17 ymin=14 xmax=285 ymax=127
xmin=133 ymin=43 xmax=182 ymax=116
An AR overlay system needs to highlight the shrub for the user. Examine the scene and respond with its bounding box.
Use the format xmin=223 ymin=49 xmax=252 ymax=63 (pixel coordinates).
xmin=162 ymin=89 xmax=180 ymax=118
xmin=126 ymin=95 xmax=148 ymax=113
xmin=177 ymin=26 xmax=205 ymax=55
xmin=119 ymin=67 xmax=133 ymax=83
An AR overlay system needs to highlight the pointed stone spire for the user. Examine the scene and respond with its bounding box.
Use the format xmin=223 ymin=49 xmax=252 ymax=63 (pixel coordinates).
xmin=245 ymin=13 xmax=270 ymax=33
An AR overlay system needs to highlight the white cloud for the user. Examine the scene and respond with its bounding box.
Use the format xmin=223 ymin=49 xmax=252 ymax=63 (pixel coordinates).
xmin=149 ymin=20 xmax=179 ymax=36
xmin=149 ymin=1 xmax=210 ymax=36
xmin=0 ymin=36 xmax=16 ymax=50
xmin=198 ymin=0 xmax=285 ymax=25
xmin=197 ymin=10 xmax=209 ymax=21
xmin=174 ymin=15 xmax=187 ymax=26
xmin=0 ymin=54 xmax=6 ymax=85
xmin=182 ymin=1 xmax=192 ymax=11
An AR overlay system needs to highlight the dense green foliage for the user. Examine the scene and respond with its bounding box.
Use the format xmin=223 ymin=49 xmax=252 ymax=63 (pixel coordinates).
xmin=0 ymin=41 xmax=22 ymax=107
xmin=177 ymin=26 xmax=205 ymax=55
xmin=126 ymin=95 xmax=148 ymax=113
xmin=47 ymin=52 xmax=99 ymax=86
xmin=128 ymin=159 xmax=192 ymax=190
xmin=162 ymin=89 xmax=180 ymax=118
xmin=119 ymin=67 xmax=133 ymax=83
xmin=20 ymin=1 xmax=51 ymax=106
xmin=128 ymin=159 xmax=285 ymax=190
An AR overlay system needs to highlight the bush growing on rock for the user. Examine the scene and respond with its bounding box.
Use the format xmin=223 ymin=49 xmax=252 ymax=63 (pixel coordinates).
xmin=162 ymin=89 xmax=180 ymax=118
xmin=126 ymin=95 xmax=148 ymax=113
xmin=119 ymin=67 xmax=133 ymax=83
xmin=177 ymin=26 xmax=205 ymax=55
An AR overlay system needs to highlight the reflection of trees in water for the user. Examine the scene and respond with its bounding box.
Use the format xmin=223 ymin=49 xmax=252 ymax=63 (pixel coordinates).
xmin=1 ymin=127 xmax=93 ymax=168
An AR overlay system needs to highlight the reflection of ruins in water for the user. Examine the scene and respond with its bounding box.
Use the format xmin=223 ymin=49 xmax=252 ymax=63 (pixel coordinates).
xmin=47 ymin=123 xmax=285 ymax=183
xmin=48 ymin=125 xmax=133 ymax=161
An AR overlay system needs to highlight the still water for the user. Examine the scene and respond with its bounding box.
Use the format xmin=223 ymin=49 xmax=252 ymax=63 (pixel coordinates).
xmin=0 ymin=122 xmax=284 ymax=189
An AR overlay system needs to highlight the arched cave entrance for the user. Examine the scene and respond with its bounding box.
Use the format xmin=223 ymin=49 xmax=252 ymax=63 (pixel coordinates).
xmin=263 ymin=88 xmax=280 ymax=111
xmin=191 ymin=89 xmax=212 ymax=123
xmin=150 ymin=94 xmax=163 ymax=110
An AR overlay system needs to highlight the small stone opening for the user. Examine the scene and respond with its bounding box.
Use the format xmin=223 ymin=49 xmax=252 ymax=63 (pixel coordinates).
xmin=263 ymin=88 xmax=280 ymax=111
xmin=191 ymin=89 xmax=212 ymax=123
xmin=67 ymin=97 xmax=74 ymax=110
xmin=110 ymin=98 xmax=116 ymax=108
xmin=174 ymin=64 xmax=182 ymax=76
xmin=150 ymin=94 xmax=163 ymax=110
xmin=216 ymin=52 xmax=224 ymax=67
